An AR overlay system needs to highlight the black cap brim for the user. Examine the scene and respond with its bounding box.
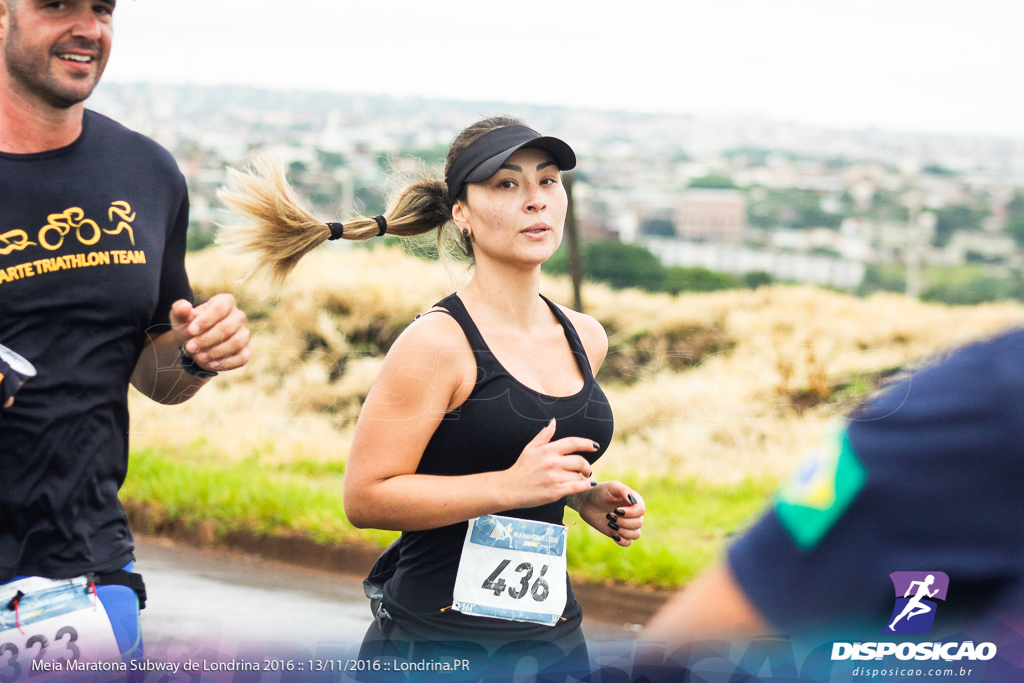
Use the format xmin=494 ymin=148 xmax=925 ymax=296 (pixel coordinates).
xmin=464 ymin=136 xmax=577 ymax=185
xmin=446 ymin=125 xmax=577 ymax=201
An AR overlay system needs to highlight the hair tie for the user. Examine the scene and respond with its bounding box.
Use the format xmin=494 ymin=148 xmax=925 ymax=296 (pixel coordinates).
xmin=326 ymin=222 xmax=345 ymax=241
xmin=373 ymin=215 xmax=387 ymax=237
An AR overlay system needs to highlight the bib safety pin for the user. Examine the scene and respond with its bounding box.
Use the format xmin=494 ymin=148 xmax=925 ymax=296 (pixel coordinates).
xmin=4 ymin=590 xmax=26 ymax=634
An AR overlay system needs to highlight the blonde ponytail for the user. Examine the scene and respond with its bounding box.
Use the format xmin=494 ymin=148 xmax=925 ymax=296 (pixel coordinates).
xmin=217 ymin=155 xmax=453 ymax=284
xmin=218 ymin=114 xmax=532 ymax=284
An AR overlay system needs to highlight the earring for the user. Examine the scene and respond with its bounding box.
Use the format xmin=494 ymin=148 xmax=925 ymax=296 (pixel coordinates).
xmin=462 ymin=229 xmax=470 ymax=237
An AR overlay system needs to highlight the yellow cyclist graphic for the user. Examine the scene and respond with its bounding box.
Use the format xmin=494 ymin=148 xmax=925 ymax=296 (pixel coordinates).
xmin=38 ymin=207 xmax=101 ymax=250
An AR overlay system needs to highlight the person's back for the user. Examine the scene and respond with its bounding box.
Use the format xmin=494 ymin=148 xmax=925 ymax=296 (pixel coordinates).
xmin=646 ymin=326 xmax=1024 ymax=640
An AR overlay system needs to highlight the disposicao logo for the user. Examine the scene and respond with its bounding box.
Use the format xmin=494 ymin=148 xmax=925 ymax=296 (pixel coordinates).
xmin=831 ymin=572 xmax=998 ymax=663
xmin=884 ymin=571 xmax=948 ymax=635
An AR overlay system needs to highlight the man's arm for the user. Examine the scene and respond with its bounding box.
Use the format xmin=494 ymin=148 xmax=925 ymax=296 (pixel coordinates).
xmin=644 ymin=563 xmax=771 ymax=644
xmin=131 ymin=294 xmax=251 ymax=405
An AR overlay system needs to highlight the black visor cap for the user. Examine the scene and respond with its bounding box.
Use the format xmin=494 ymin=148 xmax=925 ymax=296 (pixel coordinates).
xmin=446 ymin=125 xmax=576 ymax=202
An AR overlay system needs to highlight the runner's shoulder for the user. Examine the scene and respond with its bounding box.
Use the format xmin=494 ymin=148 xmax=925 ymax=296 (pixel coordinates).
xmin=84 ymin=110 xmax=183 ymax=181
xmin=556 ymin=305 xmax=608 ymax=370
xmin=388 ymin=307 xmax=472 ymax=363
xmin=378 ymin=308 xmax=471 ymax=399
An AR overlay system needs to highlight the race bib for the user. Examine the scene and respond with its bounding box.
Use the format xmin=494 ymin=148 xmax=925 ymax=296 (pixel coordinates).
xmin=0 ymin=577 xmax=121 ymax=681
xmin=451 ymin=515 xmax=568 ymax=626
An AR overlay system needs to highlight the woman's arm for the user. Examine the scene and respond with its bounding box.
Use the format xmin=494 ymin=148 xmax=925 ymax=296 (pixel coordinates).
xmin=343 ymin=312 xmax=598 ymax=531
xmin=561 ymin=308 xmax=647 ymax=545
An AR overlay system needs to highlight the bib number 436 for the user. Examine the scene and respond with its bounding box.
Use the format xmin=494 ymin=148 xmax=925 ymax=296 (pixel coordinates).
xmin=481 ymin=560 xmax=550 ymax=602
xmin=452 ymin=515 xmax=568 ymax=625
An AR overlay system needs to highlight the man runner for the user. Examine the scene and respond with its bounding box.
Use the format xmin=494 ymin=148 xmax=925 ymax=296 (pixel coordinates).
xmin=0 ymin=0 xmax=251 ymax=664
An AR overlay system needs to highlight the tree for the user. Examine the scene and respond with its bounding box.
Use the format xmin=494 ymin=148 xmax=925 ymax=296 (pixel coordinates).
xmin=543 ymin=246 xmax=570 ymax=275
xmin=404 ymin=145 xmax=449 ymax=165
xmin=857 ymin=265 xmax=905 ymax=296
xmin=581 ymin=241 xmax=666 ymax=290
xmin=641 ymin=218 xmax=675 ymax=237
xmin=316 ymin=150 xmax=346 ymax=170
xmin=743 ymin=271 xmax=774 ymax=289
xmin=932 ymin=205 xmax=986 ymax=247
xmin=286 ymin=160 xmax=308 ymax=185
xmin=662 ymin=266 xmax=739 ymax=294
xmin=922 ymin=164 xmax=954 ymax=177
xmin=724 ymin=147 xmax=770 ymax=166
xmin=746 ymin=187 xmax=843 ymax=230
xmin=1005 ymin=191 xmax=1024 ymax=219
xmin=186 ymin=222 xmax=216 ymax=252
xmin=546 ymin=241 xmax=766 ymax=295
xmin=545 ymin=242 xmax=664 ymax=290
xmin=1009 ymin=270 xmax=1024 ymax=303
xmin=1005 ymin=192 xmax=1024 ymax=247
xmin=922 ymin=278 xmax=1008 ymax=305
xmin=1007 ymin=214 xmax=1024 ymax=248
xmin=688 ymin=174 xmax=737 ymax=190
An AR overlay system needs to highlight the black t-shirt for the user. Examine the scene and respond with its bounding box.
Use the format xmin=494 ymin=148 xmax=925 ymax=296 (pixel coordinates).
xmin=0 ymin=110 xmax=192 ymax=581
xmin=727 ymin=328 xmax=1024 ymax=635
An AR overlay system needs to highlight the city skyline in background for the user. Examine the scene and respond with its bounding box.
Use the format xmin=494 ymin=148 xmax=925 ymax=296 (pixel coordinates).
xmin=101 ymin=0 xmax=1024 ymax=140
xmin=87 ymin=1 xmax=1024 ymax=308
xmin=88 ymin=81 xmax=1024 ymax=306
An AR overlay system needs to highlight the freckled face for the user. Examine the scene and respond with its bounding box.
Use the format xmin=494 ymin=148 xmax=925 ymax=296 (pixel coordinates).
xmin=1 ymin=0 xmax=114 ymax=110
xmin=454 ymin=147 xmax=568 ymax=268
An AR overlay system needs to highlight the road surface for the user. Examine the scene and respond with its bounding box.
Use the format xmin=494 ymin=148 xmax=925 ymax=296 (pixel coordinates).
xmin=135 ymin=536 xmax=636 ymax=663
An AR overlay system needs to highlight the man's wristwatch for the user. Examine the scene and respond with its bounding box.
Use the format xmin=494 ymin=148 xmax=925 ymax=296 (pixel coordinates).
xmin=178 ymin=346 xmax=219 ymax=379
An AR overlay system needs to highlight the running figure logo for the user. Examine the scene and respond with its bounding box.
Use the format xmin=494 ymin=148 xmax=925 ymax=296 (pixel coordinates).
xmin=884 ymin=571 xmax=949 ymax=635
xmin=488 ymin=520 xmax=513 ymax=543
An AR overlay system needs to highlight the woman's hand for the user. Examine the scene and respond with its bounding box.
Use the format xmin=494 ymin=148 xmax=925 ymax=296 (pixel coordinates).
xmin=504 ymin=419 xmax=599 ymax=509
xmin=574 ymin=481 xmax=645 ymax=547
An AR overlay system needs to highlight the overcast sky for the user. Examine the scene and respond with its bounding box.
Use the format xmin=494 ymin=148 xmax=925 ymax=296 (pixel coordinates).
xmin=102 ymin=0 xmax=1024 ymax=139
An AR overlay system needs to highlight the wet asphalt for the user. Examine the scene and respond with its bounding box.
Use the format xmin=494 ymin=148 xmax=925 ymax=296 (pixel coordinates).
xmin=135 ymin=536 xmax=635 ymax=659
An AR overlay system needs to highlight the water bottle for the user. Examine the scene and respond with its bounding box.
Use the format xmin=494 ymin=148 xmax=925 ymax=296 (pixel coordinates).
xmin=0 ymin=342 xmax=36 ymax=411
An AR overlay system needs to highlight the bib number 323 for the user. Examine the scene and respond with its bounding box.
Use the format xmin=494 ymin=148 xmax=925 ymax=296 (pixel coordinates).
xmin=0 ymin=577 xmax=121 ymax=683
xmin=452 ymin=515 xmax=568 ymax=626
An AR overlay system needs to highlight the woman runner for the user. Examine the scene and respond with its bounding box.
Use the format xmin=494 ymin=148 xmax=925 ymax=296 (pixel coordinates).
xmin=218 ymin=116 xmax=645 ymax=671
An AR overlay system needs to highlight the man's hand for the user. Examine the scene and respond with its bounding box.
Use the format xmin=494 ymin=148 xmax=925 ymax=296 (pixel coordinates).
xmin=170 ymin=294 xmax=251 ymax=372
xmin=132 ymin=293 xmax=251 ymax=404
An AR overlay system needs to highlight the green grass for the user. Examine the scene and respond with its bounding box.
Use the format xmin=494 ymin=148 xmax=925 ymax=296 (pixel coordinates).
xmin=122 ymin=445 xmax=397 ymax=547
xmin=866 ymin=264 xmax=1010 ymax=289
xmin=565 ymin=474 xmax=774 ymax=586
xmin=122 ymin=448 xmax=775 ymax=588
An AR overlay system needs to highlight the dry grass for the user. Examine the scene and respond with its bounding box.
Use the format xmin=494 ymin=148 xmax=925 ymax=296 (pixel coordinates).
xmin=129 ymin=246 xmax=1024 ymax=483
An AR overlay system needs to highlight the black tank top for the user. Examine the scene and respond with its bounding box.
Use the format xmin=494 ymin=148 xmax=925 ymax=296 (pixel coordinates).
xmin=381 ymin=292 xmax=615 ymax=641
